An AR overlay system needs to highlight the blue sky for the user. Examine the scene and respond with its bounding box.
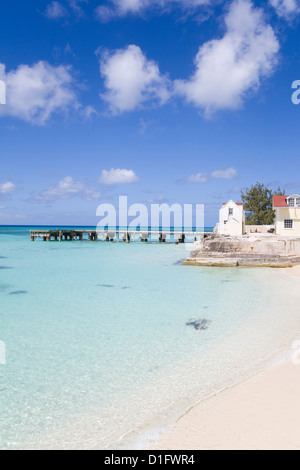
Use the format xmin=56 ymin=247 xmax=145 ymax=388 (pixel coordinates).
xmin=1 ymin=0 xmax=300 ymax=226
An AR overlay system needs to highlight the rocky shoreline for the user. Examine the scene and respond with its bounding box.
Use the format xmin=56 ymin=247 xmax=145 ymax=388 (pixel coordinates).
xmin=185 ymin=234 xmax=300 ymax=268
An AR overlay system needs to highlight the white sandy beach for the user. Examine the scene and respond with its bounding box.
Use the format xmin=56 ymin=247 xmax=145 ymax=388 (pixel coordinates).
xmin=153 ymin=360 xmax=300 ymax=450
xmin=285 ymin=265 xmax=300 ymax=278
xmin=152 ymin=266 xmax=300 ymax=451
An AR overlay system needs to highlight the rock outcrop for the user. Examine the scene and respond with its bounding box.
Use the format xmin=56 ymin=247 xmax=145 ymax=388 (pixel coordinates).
xmin=185 ymin=234 xmax=300 ymax=268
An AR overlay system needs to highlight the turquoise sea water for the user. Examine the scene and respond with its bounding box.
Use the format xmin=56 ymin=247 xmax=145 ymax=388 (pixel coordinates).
xmin=1 ymin=227 xmax=300 ymax=450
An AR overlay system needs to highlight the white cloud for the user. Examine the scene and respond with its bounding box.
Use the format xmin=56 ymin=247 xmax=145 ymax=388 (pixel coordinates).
xmin=95 ymin=5 xmax=114 ymax=21
xmin=67 ymin=0 xmax=88 ymax=16
xmin=99 ymin=169 xmax=139 ymax=185
xmin=269 ymin=0 xmax=300 ymax=18
xmin=98 ymin=1 xmax=280 ymax=117
xmin=188 ymin=173 xmax=209 ymax=183
xmin=174 ymin=0 xmax=279 ymax=115
xmin=95 ymin=0 xmax=211 ymax=21
xmin=45 ymin=2 xmax=68 ymax=19
xmin=0 ymin=182 xmax=16 ymax=194
xmin=37 ymin=177 xmax=101 ymax=201
xmin=45 ymin=0 xmax=87 ymax=19
xmin=0 ymin=61 xmax=80 ymax=125
xmin=212 ymin=167 xmax=238 ymax=179
xmin=99 ymin=45 xmax=171 ymax=114
xmin=84 ymin=105 xmax=98 ymax=119
xmin=187 ymin=167 xmax=238 ymax=183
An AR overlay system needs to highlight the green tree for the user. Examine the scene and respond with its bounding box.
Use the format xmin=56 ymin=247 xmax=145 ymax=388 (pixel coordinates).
xmin=241 ymin=183 xmax=285 ymax=225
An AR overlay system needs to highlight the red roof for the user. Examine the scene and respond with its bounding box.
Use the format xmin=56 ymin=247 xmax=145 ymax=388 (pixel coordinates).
xmin=222 ymin=202 xmax=243 ymax=206
xmin=273 ymin=196 xmax=288 ymax=208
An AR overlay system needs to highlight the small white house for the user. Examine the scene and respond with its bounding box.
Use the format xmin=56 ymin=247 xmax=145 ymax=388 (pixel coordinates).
xmin=216 ymin=200 xmax=245 ymax=236
xmin=273 ymin=194 xmax=300 ymax=236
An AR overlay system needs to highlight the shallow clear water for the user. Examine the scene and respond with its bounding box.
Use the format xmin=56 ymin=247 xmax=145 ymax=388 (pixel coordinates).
xmin=1 ymin=228 xmax=300 ymax=449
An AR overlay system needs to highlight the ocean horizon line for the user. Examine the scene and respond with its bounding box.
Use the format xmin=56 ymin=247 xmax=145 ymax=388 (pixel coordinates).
xmin=0 ymin=225 xmax=214 ymax=231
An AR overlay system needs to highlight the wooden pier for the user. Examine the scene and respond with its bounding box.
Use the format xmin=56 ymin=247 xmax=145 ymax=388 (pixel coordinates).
xmin=30 ymin=229 xmax=204 ymax=244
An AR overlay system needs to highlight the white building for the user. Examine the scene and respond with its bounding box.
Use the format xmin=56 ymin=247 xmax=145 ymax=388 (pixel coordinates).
xmin=273 ymin=194 xmax=300 ymax=236
xmin=216 ymin=200 xmax=245 ymax=236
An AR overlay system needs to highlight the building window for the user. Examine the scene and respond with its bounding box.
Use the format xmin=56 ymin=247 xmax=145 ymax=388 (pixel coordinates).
xmin=288 ymin=198 xmax=295 ymax=207
xmin=229 ymin=208 xmax=233 ymax=216
xmin=296 ymin=198 xmax=300 ymax=207
xmin=284 ymin=219 xmax=294 ymax=229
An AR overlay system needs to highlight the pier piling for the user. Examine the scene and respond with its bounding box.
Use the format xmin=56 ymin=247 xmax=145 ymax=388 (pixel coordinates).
xmin=30 ymin=229 xmax=204 ymax=244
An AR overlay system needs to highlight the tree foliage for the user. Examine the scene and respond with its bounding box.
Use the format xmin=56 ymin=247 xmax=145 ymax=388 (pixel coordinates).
xmin=241 ymin=183 xmax=285 ymax=225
